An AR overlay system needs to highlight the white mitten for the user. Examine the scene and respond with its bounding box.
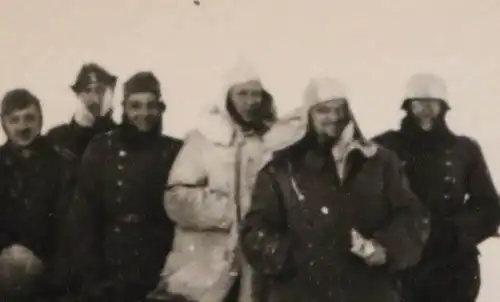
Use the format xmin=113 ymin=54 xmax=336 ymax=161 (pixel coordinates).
xmin=350 ymin=229 xmax=376 ymax=258
xmin=0 ymin=244 xmax=44 ymax=293
xmin=3 ymin=244 xmax=43 ymax=273
xmin=74 ymin=87 xmax=114 ymax=127
xmin=100 ymin=87 xmax=114 ymax=116
xmin=74 ymin=101 xmax=96 ymax=127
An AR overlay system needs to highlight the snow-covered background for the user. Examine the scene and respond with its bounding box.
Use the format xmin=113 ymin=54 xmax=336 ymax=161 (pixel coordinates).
xmin=0 ymin=1 xmax=499 ymax=300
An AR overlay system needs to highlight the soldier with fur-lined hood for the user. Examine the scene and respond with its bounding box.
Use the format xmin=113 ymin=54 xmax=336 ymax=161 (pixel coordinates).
xmin=68 ymin=71 xmax=182 ymax=302
xmin=149 ymin=61 xmax=282 ymax=302
xmin=0 ymin=89 xmax=69 ymax=301
xmin=373 ymin=74 xmax=500 ymax=302
xmin=239 ymin=77 xmax=429 ymax=302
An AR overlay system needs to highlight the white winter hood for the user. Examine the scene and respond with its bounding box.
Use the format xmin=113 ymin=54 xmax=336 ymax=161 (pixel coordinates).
xmin=194 ymin=61 xmax=277 ymax=146
xmin=265 ymin=77 xmax=377 ymax=157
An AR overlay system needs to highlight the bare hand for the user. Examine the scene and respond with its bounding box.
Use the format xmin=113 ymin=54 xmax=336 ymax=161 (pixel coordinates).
xmin=364 ymin=242 xmax=387 ymax=266
xmin=3 ymin=244 xmax=35 ymax=260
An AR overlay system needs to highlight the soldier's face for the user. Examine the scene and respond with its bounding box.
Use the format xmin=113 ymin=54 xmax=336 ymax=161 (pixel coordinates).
xmin=78 ymin=83 xmax=106 ymax=116
xmin=2 ymin=104 xmax=42 ymax=146
xmin=310 ymin=99 xmax=349 ymax=139
xmin=123 ymin=92 xmax=162 ymax=132
xmin=410 ymin=99 xmax=442 ymax=130
xmin=228 ymin=81 xmax=264 ymax=122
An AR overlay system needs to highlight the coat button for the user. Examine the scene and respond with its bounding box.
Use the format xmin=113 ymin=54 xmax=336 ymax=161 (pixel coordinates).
xmin=117 ymin=165 xmax=124 ymax=171
xmin=444 ymin=176 xmax=456 ymax=183
xmin=117 ymin=180 xmax=123 ymax=187
xmin=445 ymin=161 xmax=452 ymax=166
xmin=119 ymin=150 xmax=127 ymax=157
xmin=321 ymin=206 xmax=329 ymax=215
xmin=444 ymin=194 xmax=451 ymax=199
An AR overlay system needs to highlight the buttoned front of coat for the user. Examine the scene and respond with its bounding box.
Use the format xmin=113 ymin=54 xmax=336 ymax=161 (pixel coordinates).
xmin=374 ymin=130 xmax=500 ymax=256
xmin=0 ymin=138 xmax=66 ymax=263
xmin=374 ymin=126 xmax=500 ymax=302
xmin=70 ymin=130 xmax=182 ymax=302
xmin=0 ymin=137 xmax=70 ymax=298
xmin=240 ymin=138 xmax=429 ymax=302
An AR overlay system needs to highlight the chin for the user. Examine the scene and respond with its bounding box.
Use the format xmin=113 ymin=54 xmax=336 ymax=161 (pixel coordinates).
xmin=12 ymin=139 xmax=34 ymax=147
xmin=323 ymin=131 xmax=341 ymax=138
xmin=136 ymin=126 xmax=153 ymax=132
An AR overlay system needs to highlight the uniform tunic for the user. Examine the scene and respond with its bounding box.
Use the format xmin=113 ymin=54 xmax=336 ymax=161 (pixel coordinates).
xmin=46 ymin=114 xmax=117 ymax=295
xmin=70 ymin=127 xmax=182 ymax=302
xmin=46 ymin=114 xmax=117 ymax=161
xmin=373 ymin=118 xmax=500 ymax=302
xmin=0 ymin=137 xmax=69 ymax=298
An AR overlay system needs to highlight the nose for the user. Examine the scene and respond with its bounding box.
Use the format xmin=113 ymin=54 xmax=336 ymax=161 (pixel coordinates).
xmin=328 ymin=111 xmax=343 ymax=122
xmin=18 ymin=118 xmax=31 ymax=130
xmin=247 ymin=96 xmax=262 ymax=106
xmin=90 ymin=94 xmax=100 ymax=104
xmin=420 ymin=103 xmax=435 ymax=114
xmin=135 ymin=106 xmax=149 ymax=117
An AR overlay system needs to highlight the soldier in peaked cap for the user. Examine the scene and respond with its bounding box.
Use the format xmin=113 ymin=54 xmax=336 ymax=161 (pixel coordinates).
xmin=44 ymin=63 xmax=119 ymax=299
xmin=67 ymin=71 xmax=182 ymax=302
xmin=373 ymin=73 xmax=500 ymax=302
xmin=47 ymin=62 xmax=118 ymax=160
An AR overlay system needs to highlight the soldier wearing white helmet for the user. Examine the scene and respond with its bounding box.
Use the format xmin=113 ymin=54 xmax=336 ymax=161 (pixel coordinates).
xmin=373 ymin=73 xmax=500 ymax=302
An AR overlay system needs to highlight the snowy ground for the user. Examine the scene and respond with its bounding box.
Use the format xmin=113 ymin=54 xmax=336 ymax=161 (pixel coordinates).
xmin=478 ymin=238 xmax=500 ymax=302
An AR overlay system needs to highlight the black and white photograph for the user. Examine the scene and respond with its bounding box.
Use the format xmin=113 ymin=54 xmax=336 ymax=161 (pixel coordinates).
xmin=0 ymin=1 xmax=499 ymax=301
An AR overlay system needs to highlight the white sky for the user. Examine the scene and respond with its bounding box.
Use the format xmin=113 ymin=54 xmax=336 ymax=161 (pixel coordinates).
xmin=1 ymin=1 xmax=500 ymax=299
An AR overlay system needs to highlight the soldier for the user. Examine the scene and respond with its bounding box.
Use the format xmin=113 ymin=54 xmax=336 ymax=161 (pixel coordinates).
xmin=0 ymin=89 xmax=69 ymax=301
xmin=373 ymin=73 xmax=500 ymax=302
xmin=69 ymin=71 xmax=182 ymax=302
xmin=239 ymin=77 xmax=429 ymax=302
xmin=47 ymin=62 xmax=118 ymax=160
xmin=150 ymin=62 xmax=281 ymax=302
xmin=46 ymin=63 xmax=118 ymax=297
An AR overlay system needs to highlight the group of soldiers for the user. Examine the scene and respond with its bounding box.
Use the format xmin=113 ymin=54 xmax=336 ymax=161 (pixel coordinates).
xmin=0 ymin=61 xmax=498 ymax=302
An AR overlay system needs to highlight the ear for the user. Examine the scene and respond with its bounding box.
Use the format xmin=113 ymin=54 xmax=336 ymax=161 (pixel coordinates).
xmin=159 ymin=101 xmax=167 ymax=112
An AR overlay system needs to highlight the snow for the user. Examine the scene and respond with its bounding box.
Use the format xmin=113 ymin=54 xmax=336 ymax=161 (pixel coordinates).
xmin=478 ymin=238 xmax=500 ymax=302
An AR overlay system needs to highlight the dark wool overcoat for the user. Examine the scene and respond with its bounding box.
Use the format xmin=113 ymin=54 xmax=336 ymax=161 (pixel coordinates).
xmin=68 ymin=125 xmax=182 ymax=302
xmin=0 ymin=136 xmax=70 ymax=299
xmin=373 ymin=116 xmax=500 ymax=302
xmin=241 ymin=134 xmax=429 ymax=302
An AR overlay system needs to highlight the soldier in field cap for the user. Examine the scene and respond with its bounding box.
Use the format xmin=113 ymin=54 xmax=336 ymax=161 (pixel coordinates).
xmin=0 ymin=88 xmax=70 ymax=302
xmin=68 ymin=71 xmax=182 ymax=302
